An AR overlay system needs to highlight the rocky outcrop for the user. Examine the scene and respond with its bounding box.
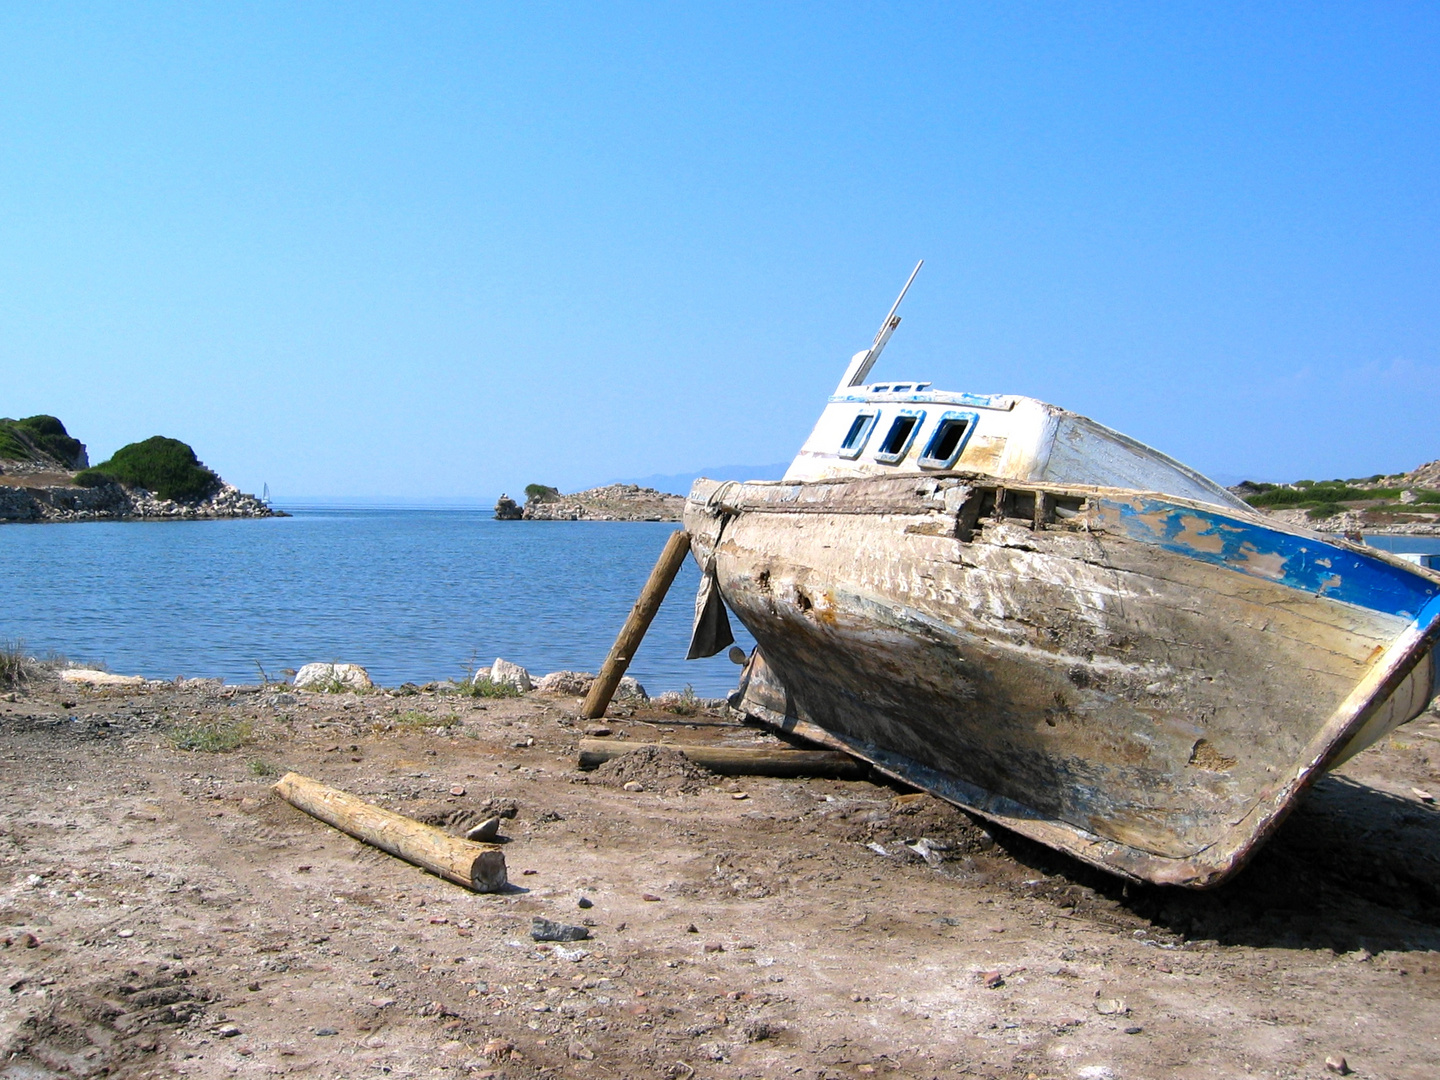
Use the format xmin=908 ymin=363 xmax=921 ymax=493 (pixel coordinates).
xmin=1404 ymin=459 xmax=1440 ymax=489
xmin=520 ymin=484 xmax=684 ymax=522
xmin=487 ymin=658 xmax=532 ymax=692
xmin=531 ymin=670 xmax=648 ymax=700
xmin=0 ymin=474 xmax=280 ymax=524
xmin=493 ymin=494 xmax=524 ymax=520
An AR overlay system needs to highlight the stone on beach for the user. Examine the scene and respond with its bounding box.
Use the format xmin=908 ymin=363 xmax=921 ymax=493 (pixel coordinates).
xmin=293 ymin=663 xmax=374 ymax=691
xmin=59 ymin=668 xmax=145 ymax=687
xmin=487 ymin=659 xmax=532 ymax=692
xmin=535 ymin=670 xmax=596 ymax=696
xmin=617 ymin=675 xmax=648 ymax=701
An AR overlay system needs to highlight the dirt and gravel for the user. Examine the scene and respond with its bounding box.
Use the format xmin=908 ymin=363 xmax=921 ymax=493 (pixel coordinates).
xmin=3 ymin=677 xmax=1439 ymax=1080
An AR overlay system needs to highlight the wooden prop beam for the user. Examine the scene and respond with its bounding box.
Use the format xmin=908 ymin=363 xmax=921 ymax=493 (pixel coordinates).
xmin=581 ymin=529 xmax=692 ymax=719
xmin=577 ymin=738 xmax=868 ymax=780
xmin=272 ymin=772 xmax=507 ymax=892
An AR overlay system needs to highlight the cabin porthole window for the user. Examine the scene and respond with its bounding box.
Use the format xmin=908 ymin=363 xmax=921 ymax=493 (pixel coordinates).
xmin=874 ymin=410 xmax=925 ymax=464
xmin=918 ymin=411 xmax=980 ymax=469
xmin=837 ymin=412 xmax=879 ymax=460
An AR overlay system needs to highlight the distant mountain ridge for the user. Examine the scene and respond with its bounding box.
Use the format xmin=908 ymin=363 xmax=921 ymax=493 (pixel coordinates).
xmin=607 ymin=463 xmax=791 ymax=496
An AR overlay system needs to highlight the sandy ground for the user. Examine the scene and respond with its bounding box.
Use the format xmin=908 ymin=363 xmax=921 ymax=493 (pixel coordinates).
xmin=2 ymin=679 xmax=1439 ymax=1080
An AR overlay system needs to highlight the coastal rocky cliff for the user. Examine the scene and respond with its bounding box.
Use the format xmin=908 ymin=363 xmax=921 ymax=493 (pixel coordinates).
xmin=0 ymin=416 xmax=280 ymax=523
xmin=1231 ymin=457 xmax=1440 ymax=535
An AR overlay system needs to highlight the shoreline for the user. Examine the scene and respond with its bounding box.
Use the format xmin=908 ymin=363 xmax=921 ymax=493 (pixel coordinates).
xmin=2 ymin=664 xmax=1437 ymax=1077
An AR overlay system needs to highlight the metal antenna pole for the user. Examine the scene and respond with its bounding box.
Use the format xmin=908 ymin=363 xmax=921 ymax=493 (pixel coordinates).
xmin=836 ymin=259 xmax=924 ymax=392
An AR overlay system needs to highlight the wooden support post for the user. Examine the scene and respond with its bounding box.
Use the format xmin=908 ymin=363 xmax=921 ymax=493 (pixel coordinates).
xmin=273 ymin=773 xmax=507 ymax=892
xmin=577 ymin=739 xmax=869 ymax=780
xmin=1034 ymin=490 xmax=1053 ymax=530
xmin=581 ymin=529 xmax=692 ymax=719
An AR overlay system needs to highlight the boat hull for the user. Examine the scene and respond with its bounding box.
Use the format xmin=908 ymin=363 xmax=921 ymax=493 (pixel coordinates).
xmin=684 ymin=475 xmax=1440 ymax=887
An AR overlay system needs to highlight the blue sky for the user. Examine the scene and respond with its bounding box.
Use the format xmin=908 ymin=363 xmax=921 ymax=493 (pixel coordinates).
xmin=2 ymin=3 xmax=1436 ymax=498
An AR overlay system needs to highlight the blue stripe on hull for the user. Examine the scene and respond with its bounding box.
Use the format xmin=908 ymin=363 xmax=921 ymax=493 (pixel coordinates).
xmin=1103 ymin=497 xmax=1440 ymax=620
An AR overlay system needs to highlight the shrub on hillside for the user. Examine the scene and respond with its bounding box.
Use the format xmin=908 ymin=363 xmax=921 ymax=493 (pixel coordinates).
xmin=16 ymin=415 xmax=85 ymax=467
xmin=525 ymin=483 xmax=561 ymax=503
xmin=0 ymin=423 xmax=29 ymax=461
xmin=81 ymin=437 xmax=220 ymax=503
xmin=0 ymin=415 xmax=87 ymax=467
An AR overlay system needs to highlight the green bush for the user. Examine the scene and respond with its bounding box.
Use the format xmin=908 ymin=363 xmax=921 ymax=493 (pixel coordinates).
xmin=86 ymin=436 xmax=220 ymax=503
xmin=16 ymin=416 xmax=85 ymax=467
xmin=74 ymin=470 xmax=116 ymax=488
xmin=1305 ymin=502 xmax=1347 ymax=520
xmin=525 ymin=483 xmax=561 ymax=503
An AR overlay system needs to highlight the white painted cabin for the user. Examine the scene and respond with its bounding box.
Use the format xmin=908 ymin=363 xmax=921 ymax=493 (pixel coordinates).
xmin=784 ymin=383 xmax=1248 ymax=512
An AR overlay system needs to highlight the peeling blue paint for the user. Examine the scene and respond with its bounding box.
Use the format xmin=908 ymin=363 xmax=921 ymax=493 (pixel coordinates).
xmin=1105 ymin=497 xmax=1440 ymax=620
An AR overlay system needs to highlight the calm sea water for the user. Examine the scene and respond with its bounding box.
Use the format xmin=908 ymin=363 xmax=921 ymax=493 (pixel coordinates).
xmin=0 ymin=507 xmax=753 ymax=697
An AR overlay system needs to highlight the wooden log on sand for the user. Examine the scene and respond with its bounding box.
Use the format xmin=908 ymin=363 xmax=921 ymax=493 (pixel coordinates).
xmin=272 ymin=773 xmax=507 ymax=892
xmin=581 ymin=529 xmax=693 ymax=719
xmin=577 ymin=739 xmax=868 ymax=780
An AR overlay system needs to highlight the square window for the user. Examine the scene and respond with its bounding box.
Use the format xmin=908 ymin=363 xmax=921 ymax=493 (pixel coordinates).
xmin=918 ymin=412 xmax=979 ymax=469
xmin=874 ymin=412 xmax=925 ymax=463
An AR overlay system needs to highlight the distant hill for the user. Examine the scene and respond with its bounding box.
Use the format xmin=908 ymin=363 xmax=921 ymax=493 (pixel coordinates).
xmin=609 ymin=463 xmax=790 ymax=496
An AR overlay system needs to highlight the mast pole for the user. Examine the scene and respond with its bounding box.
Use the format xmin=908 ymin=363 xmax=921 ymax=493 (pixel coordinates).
xmin=835 ymin=259 xmax=924 ymax=393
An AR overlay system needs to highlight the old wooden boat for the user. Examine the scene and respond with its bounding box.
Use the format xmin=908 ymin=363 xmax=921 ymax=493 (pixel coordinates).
xmin=684 ymin=265 xmax=1440 ymax=887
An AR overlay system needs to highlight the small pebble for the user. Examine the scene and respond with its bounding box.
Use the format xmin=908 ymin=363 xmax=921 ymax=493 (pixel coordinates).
xmin=641 ymin=893 xmax=662 ymax=902
xmin=585 ymin=727 xmax=612 ymax=737
xmin=1325 ymin=1055 xmax=1350 ymax=1075
xmin=522 ymin=869 xmax=538 ymax=876
xmin=623 ymin=781 xmax=644 ymax=792
xmin=315 ymin=1028 xmax=338 ymax=1037
xmin=686 ymin=923 xmax=698 ymax=933
xmin=577 ymin=896 xmax=593 ymax=909
xmin=1413 ymin=788 xmax=1435 ymax=804
xmin=731 ymin=792 xmax=749 ymax=800
xmin=450 ymin=785 xmax=466 ymax=797
xmin=216 ymin=1024 xmax=241 ymax=1038
xmin=247 ymin=981 xmax=261 ymax=992
xmin=982 ymin=971 xmax=1004 ymax=989
xmin=1124 ymin=1026 xmax=1143 ymax=1035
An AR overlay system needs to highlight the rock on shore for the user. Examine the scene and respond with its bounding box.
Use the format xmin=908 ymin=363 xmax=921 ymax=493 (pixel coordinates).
xmin=518 ymin=483 xmax=684 ymax=522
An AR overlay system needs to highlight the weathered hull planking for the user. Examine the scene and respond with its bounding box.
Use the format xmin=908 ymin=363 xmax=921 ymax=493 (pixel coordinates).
xmin=684 ymin=474 xmax=1440 ymax=887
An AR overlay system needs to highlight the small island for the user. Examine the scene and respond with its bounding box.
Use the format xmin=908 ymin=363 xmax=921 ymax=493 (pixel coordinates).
xmin=0 ymin=415 xmax=281 ymax=524
xmin=494 ymin=482 xmax=684 ymax=522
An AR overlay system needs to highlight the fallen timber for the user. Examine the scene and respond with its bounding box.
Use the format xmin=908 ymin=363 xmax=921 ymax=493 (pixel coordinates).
xmin=576 ymin=738 xmax=869 ymax=779
xmin=273 ymin=772 xmax=508 ymax=892
xmin=678 ymin=263 xmax=1440 ymax=888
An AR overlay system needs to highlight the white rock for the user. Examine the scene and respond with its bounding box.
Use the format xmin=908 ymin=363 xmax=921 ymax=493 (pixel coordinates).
xmin=60 ymin=669 xmax=145 ymax=687
xmin=293 ymin=663 xmax=374 ymax=691
xmin=488 ymin=658 xmax=532 ymax=692
xmin=535 ymin=670 xmax=595 ymax=696
xmin=616 ymin=676 xmax=648 ymax=701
